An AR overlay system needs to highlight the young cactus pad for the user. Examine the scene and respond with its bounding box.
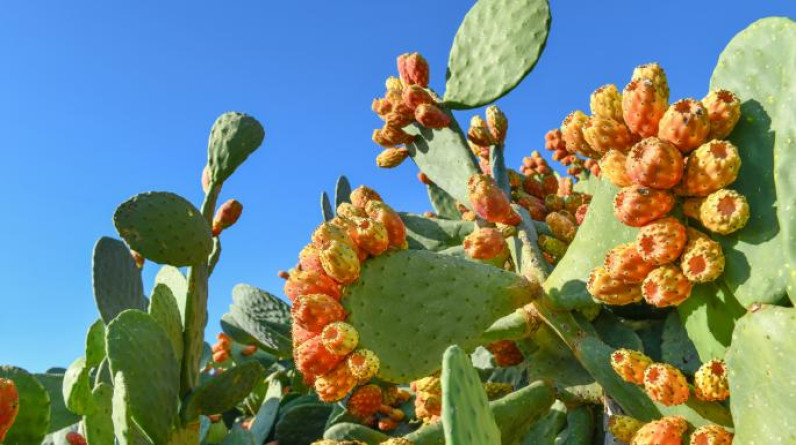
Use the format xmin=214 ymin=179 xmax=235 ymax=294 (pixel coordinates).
xmin=206 ymin=112 xmax=265 ymax=185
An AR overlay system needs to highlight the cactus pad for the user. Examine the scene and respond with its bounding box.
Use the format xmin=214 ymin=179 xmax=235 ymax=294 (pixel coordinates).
xmin=32 ymin=373 xmax=79 ymax=433
xmin=273 ymin=403 xmax=332 ymax=445
xmin=181 ymin=361 xmax=264 ymax=422
xmin=676 ymin=282 xmax=744 ymax=362
xmin=0 ymin=366 xmax=50 ymax=445
xmin=155 ymin=266 xmax=188 ymax=326
xmin=426 ymin=182 xmax=461 ymax=220
xmin=399 ymin=212 xmax=474 ymax=251
xmin=148 ymin=283 xmax=184 ymax=368
xmin=62 ymin=357 xmax=92 ymax=415
xmin=85 ymin=383 xmax=114 ymax=445
xmin=228 ymin=284 xmax=292 ymax=356
xmin=206 ymin=112 xmax=265 ymax=185
xmin=92 ymin=237 xmax=147 ymax=323
xmin=110 ymin=374 xmax=153 ymax=445
xmin=660 ymin=312 xmax=701 ymax=375
xmin=334 ymin=175 xmax=352 ymax=209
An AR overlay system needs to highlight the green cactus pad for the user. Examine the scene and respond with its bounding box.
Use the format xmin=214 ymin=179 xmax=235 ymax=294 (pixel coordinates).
xmin=441 ymin=345 xmax=501 ymax=445
xmin=113 ymin=192 xmax=213 ymax=267
xmin=727 ymin=305 xmax=796 ymax=443
xmin=343 ymin=249 xmax=536 ymax=382
xmin=32 ymin=373 xmax=79 ymax=433
xmin=322 ymin=423 xmax=389 ymax=445
xmin=677 ymin=282 xmax=745 ymax=362
xmin=522 ymin=400 xmax=567 ymax=445
xmin=543 ymin=179 xmax=637 ymax=310
xmin=85 ymin=383 xmax=114 ymax=445
xmin=92 ymin=237 xmax=147 ymax=323
xmin=154 ymin=266 xmax=188 ymax=326
xmin=426 ymin=181 xmax=462 ymax=220
xmin=320 ymin=191 xmax=333 ymax=222
xmin=660 ymin=312 xmax=701 ymax=375
xmin=273 ymin=403 xmax=332 ymax=445
xmin=510 ymin=206 xmax=552 ymax=282
xmin=219 ymin=425 xmax=254 ymax=445
xmin=709 ymin=17 xmax=796 ymax=307
xmin=399 ymin=212 xmax=474 ymax=251
xmin=85 ymin=319 xmax=106 ymax=369
xmin=405 ymin=119 xmax=480 ymax=208
xmin=0 ymin=366 xmax=51 ymax=445
xmin=181 ymin=361 xmax=264 ymax=422
xmin=443 ymin=0 xmax=550 ymax=109
xmin=555 ymin=405 xmax=594 ymax=445
xmin=149 ymin=283 xmax=184 ymax=368
xmin=249 ymin=379 xmax=282 ymax=445
xmin=228 ymin=284 xmax=292 ymax=356
xmin=106 ymin=310 xmax=179 ymax=445
xmin=334 ymin=175 xmax=352 ymax=209
xmin=206 ymin=112 xmax=265 ymax=185
xmin=490 ymin=146 xmax=511 ymax=196
xmin=111 ymin=374 xmax=154 ymax=445
xmin=591 ymin=312 xmax=643 ymax=351
xmin=62 ymin=357 xmax=92 ymax=415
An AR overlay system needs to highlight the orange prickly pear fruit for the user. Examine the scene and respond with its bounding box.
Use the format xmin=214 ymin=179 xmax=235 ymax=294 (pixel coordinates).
xmin=350 ymin=186 xmax=383 ymax=209
xmin=292 ymin=323 xmax=318 ymax=348
xmin=467 ymin=174 xmax=521 ymax=226
xmin=66 ymin=432 xmax=88 ymax=445
xmin=373 ymin=124 xmax=415 ymax=148
xmin=522 ymin=174 xmax=545 ymax=199
xmin=299 ymin=244 xmax=324 ymax=274
xmin=676 ymin=140 xmax=741 ymax=197
xmin=642 ymin=265 xmax=692 ymax=308
xmin=587 ymin=266 xmax=643 ymax=306
xmin=643 ymin=364 xmax=690 ymax=406
xmin=582 ymin=116 xmax=633 ymax=154
xmin=613 ymin=186 xmax=675 ymax=227
xmin=364 ymin=201 xmax=407 ymax=249
xmin=315 ymin=361 xmax=358 ymax=402
xmin=0 ymin=378 xmax=19 ymax=443
xmin=604 ymin=242 xmax=655 ymax=284
xmin=599 ymin=149 xmax=633 ymax=188
xmin=545 ymin=128 xmax=567 ymax=151
xmin=283 ymin=269 xmax=341 ymax=302
xmin=631 ymin=62 xmax=670 ymax=101
xmin=486 ymin=340 xmax=524 ymax=367
xmin=348 ymin=217 xmax=390 ymax=256
xmin=610 ymin=348 xmax=653 ymax=385
xmin=291 ymin=293 xmax=346 ymax=333
xmin=689 ymin=424 xmax=733 ymax=445
xmin=321 ymin=322 xmax=359 ymax=356
xmin=241 ymin=345 xmax=257 ymax=357
xmin=402 ymin=84 xmax=434 ymax=112
xmin=463 ymin=227 xmax=509 ymax=261
xmin=702 ymin=89 xmax=741 ymax=140
xmin=468 ymin=115 xmax=495 ymax=147
xmin=622 ymin=78 xmax=668 ymax=138
xmin=590 ymin=84 xmax=624 ymax=122
xmin=372 ymin=97 xmax=393 ymax=117
xmin=415 ymin=103 xmax=450 ymax=129
xmin=546 ymin=212 xmax=577 ymax=244
xmin=561 ymin=110 xmax=598 ymax=158
xmin=626 ymin=138 xmax=684 ymax=190
xmin=658 ymin=99 xmax=710 ymax=153
xmin=212 ymin=349 xmax=229 ymax=363
xmin=347 ymin=349 xmax=380 ymax=383
xmin=486 ymin=105 xmax=508 ymax=145
xmin=513 ymin=190 xmax=546 ymax=221
xmin=681 ymin=228 xmax=724 ymax=283
xmin=346 ymin=384 xmax=383 ymax=421
xmin=607 ymin=415 xmax=645 ymax=443
xmin=636 ymin=217 xmax=687 ymax=265
xmin=630 ymin=416 xmax=688 ymax=445
xmin=691 ymin=189 xmax=750 ymax=235
xmin=694 ymin=359 xmax=730 ymax=402
xmin=397 ymin=52 xmax=429 ymax=88
xmin=295 ymin=336 xmax=345 ymax=382
xmin=377 ymin=147 xmax=410 ymax=169
xmin=212 ymin=199 xmax=243 ymax=237
xmin=384 ymin=103 xmax=415 ymax=129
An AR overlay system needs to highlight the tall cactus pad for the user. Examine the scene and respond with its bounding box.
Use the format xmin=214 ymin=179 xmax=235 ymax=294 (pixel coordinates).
xmin=62 ymin=357 xmax=92 ymax=415
xmin=111 ymin=374 xmax=153 ymax=445
xmin=228 ymin=284 xmax=292 ymax=356
xmin=85 ymin=383 xmax=114 ymax=445
xmin=441 ymin=346 xmax=501 ymax=444
xmin=709 ymin=17 xmax=796 ymax=306
xmin=113 ymin=192 xmax=213 ymax=267
xmin=444 ymin=0 xmax=551 ymax=108
xmin=149 ymin=284 xmax=185 ymax=366
xmin=334 ymin=175 xmax=352 ymax=209
xmin=727 ymin=305 xmax=796 ymax=444
xmin=343 ymin=249 xmax=536 ymax=382
xmin=92 ymin=237 xmax=146 ymax=323
xmin=207 ymin=112 xmax=265 ymax=184
xmin=106 ymin=310 xmax=179 ymax=445
xmin=155 ymin=266 xmax=189 ymax=326
xmin=0 ymin=366 xmax=50 ymax=445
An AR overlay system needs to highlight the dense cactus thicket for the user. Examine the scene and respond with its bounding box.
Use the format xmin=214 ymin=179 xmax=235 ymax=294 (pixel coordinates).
xmin=2 ymin=2 xmax=796 ymax=445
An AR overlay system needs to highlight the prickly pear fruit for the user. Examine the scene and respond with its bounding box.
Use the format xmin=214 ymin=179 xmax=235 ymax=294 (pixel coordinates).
xmin=658 ymin=99 xmax=710 ymax=153
xmin=296 ymin=336 xmax=345 ymax=381
xmin=626 ymin=138 xmax=684 ymax=190
xmin=292 ymin=293 xmax=346 ymax=332
xmin=0 ymin=379 xmax=19 ymax=443
xmin=689 ymin=424 xmax=733 ymax=445
xmin=610 ymin=348 xmax=653 ymax=385
xmin=347 ymin=349 xmax=380 ymax=383
xmin=337 ymin=203 xmax=367 ymax=220
xmin=643 ymin=364 xmax=690 ymax=406
xmin=702 ymin=89 xmax=741 ymax=140
xmin=373 ymin=124 xmax=415 ymax=148
xmin=212 ymin=199 xmax=243 ymax=236
xmin=604 ymin=242 xmax=655 ymax=284
xmin=575 ymin=204 xmax=588 ymax=225
xmin=319 ymin=240 xmax=361 ymax=284
xmin=293 ymin=323 xmax=318 ymax=348
xmin=694 ymin=359 xmax=729 ymax=402
xmin=468 ymin=115 xmax=495 ymax=147
xmin=364 ymin=201 xmax=407 ymax=249
xmin=401 ymin=85 xmax=434 ymax=112
xmin=599 ymin=149 xmax=633 ymax=188
xmin=691 ymin=189 xmax=750 ymax=235
xmin=513 ymin=191 xmax=547 ymax=221
xmin=486 ymin=340 xmax=524 ymax=367
xmin=546 ymin=212 xmax=577 ymax=243
xmin=681 ymin=229 xmax=724 ymax=283
xmin=66 ymin=432 xmax=87 ymax=445
xmin=380 ymin=439 xmax=413 ymax=445
xmin=344 ymin=217 xmax=387 ymax=258
xmin=483 ymin=382 xmax=513 ymax=401
xmin=299 ymin=244 xmax=324 ymax=274
xmin=377 ymin=148 xmax=410 ymax=168
xmin=642 ymin=265 xmax=692 ymax=308
xmin=622 ymin=78 xmax=668 ymax=138
xmin=313 ymin=222 xmax=356 ymax=251
xmin=613 ymin=186 xmax=675 ymax=227
xmin=321 ymin=322 xmax=359 ymax=356
xmin=676 ymin=140 xmax=741 ymax=197
xmin=413 ymin=376 xmax=442 ymax=423
xmin=631 ymin=62 xmax=670 ymax=101
xmin=351 ymin=186 xmax=383 ymax=209
xmin=607 ymin=415 xmax=645 ymax=444
xmin=385 ymin=76 xmax=403 ymax=92
xmin=397 ymin=52 xmax=429 ymax=88
xmin=467 ymin=174 xmax=521 ymax=225
xmin=415 ymin=104 xmax=450 ymax=129
xmin=636 ymin=217 xmax=687 ymax=265
xmin=582 ymin=116 xmax=633 ymax=154
xmin=378 ymin=418 xmax=397 ymax=431
xmin=587 ymin=266 xmax=643 ymax=305
xmin=284 ymin=270 xmax=341 ymax=302
xmin=315 ymin=361 xmax=358 ymax=402
xmin=486 ymin=105 xmax=508 ymax=145
xmin=346 ymin=384 xmax=383 ymax=420
xmin=590 ymin=84 xmax=624 ymax=122
xmin=463 ymin=227 xmax=508 ymax=261
xmin=561 ymin=110 xmax=598 ymax=158
xmin=630 ymin=416 xmax=688 ymax=445
xmin=538 ymin=234 xmax=568 ymax=260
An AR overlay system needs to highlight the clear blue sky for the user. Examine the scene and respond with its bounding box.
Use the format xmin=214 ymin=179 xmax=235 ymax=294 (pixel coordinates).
xmin=2 ymin=1 xmax=793 ymax=371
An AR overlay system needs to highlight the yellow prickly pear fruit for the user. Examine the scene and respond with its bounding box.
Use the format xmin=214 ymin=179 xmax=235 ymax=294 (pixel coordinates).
xmin=364 ymin=200 xmax=407 ymax=249
xmin=681 ymin=229 xmax=724 ymax=283
xmin=561 ymin=110 xmax=598 ymax=158
xmin=337 ymin=203 xmax=367 ymax=220
xmin=695 ymin=189 xmax=750 ymax=235
xmin=372 ymin=124 xmax=415 ymax=148
xmin=319 ymin=240 xmax=361 ymax=284
xmin=631 ymin=62 xmax=670 ymax=101
xmin=702 ymin=89 xmax=741 ymax=140
xmin=607 ymin=415 xmax=645 ymax=444
xmin=643 ymin=363 xmax=690 ymax=406
xmin=385 ymin=76 xmax=404 ymax=93
xmin=377 ymin=147 xmax=410 ymax=168
xmin=347 ymin=349 xmax=380 ymax=383
xmin=349 ymin=216 xmax=390 ymax=257
xmin=677 ymin=140 xmax=741 ymax=197
xmin=610 ymin=348 xmax=653 ymax=385
xmin=582 ymin=116 xmax=633 ymax=154
xmin=590 ymin=84 xmax=624 ymax=122
xmin=380 ymin=438 xmax=414 ymax=445
xmin=486 ymin=105 xmax=508 ymax=145
xmin=694 ymin=359 xmax=730 ymax=402
xmin=599 ymin=149 xmax=633 ymax=188
xmin=642 ymin=265 xmax=692 ymax=308
xmin=482 ymin=382 xmax=513 ymax=401
xmin=468 ymin=115 xmax=495 ymax=147
xmin=350 ymin=186 xmax=383 ymax=209
xmin=321 ymin=322 xmax=359 ymax=356
xmin=315 ymin=361 xmax=358 ymax=402
xmin=313 ymin=221 xmax=356 ymax=251
xmin=586 ymin=266 xmax=643 ymax=306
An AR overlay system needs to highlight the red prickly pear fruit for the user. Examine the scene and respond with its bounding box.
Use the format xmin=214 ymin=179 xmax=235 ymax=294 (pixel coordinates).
xmin=467 ymin=174 xmax=522 ymax=225
xmin=66 ymin=432 xmax=87 ymax=445
xmin=312 ymin=221 xmax=356 ymax=251
xmin=486 ymin=340 xmax=524 ymax=367
xmin=130 ymin=249 xmax=145 ymax=269
xmin=542 ymin=174 xmax=560 ymax=196
xmin=298 ymin=244 xmax=324 ymax=274
xmin=346 ymin=384 xmax=383 ymax=420
xmin=636 ymin=217 xmax=687 ymax=265
xmin=691 ymin=189 xmax=750 ymax=235
xmin=607 ymin=415 xmax=645 ymax=444
xmin=373 ymin=124 xmax=415 ymax=148
xmin=397 ymin=52 xmax=429 ymax=88
xmin=377 ymin=147 xmax=410 ymax=169
xmin=347 ymin=349 xmax=380 ymax=383
xmin=599 ymin=149 xmax=633 ymax=188
xmin=575 ymin=203 xmax=589 ymax=225
xmin=364 ymin=201 xmax=407 ymax=249
xmin=513 ymin=191 xmax=546 ymax=221
xmin=319 ymin=240 xmax=361 ymax=284
xmin=292 ymin=323 xmax=318 ymax=348
xmin=610 ymin=348 xmax=653 ymax=385
xmin=632 ymin=63 xmax=670 ymax=102
xmin=0 ymin=378 xmax=19 ymax=443
xmin=350 ymin=186 xmax=383 ymax=209
xmin=642 ymin=265 xmax=692 ymax=308
xmin=463 ymin=227 xmax=508 ymax=261
xmin=348 ymin=217 xmax=390 ymax=256
xmin=694 ymin=359 xmax=730 ymax=402
xmin=613 ymin=186 xmax=675 ymax=227
xmin=295 ymin=336 xmax=345 ymax=380
xmin=315 ymin=361 xmax=358 ymax=402
xmin=587 ymin=266 xmax=643 ymax=306
xmin=522 ymin=174 xmax=545 ymax=199
xmin=604 ymin=242 xmax=656 ymax=284
xmin=658 ymin=99 xmax=710 ymax=153
xmin=544 ymin=128 xmax=567 ymax=152
xmin=545 ymin=212 xmax=577 ymax=243
xmin=582 ymin=116 xmax=633 ymax=154
xmin=486 ymin=105 xmax=508 ymax=145
xmin=212 ymin=199 xmax=243 ymax=236
xmin=321 ymin=321 xmax=359 ymax=356
xmin=622 ymin=78 xmax=668 ymax=138
xmin=643 ymin=364 xmax=690 ymax=406
xmin=241 ymin=345 xmax=257 ymax=357
xmin=415 ymin=103 xmax=450 ymax=129
xmin=291 ymin=293 xmax=346 ymax=333
xmin=626 ymin=138 xmax=684 ymax=190
xmin=676 ymin=140 xmax=741 ymax=197
xmin=401 ymin=84 xmax=434 ymax=112
xmin=283 ymin=269 xmax=341 ymax=302
xmin=630 ymin=416 xmax=688 ymax=445
xmin=468 ymin=115 xmax=495 ymax=147
xmin=590 ymin=84 xmax=624 ymax=122
xmin=561 ymin=111 xmax=598 ymax=158
xmin=702 ymin=89 xmax=741 ymax=140
xmin=689 ymin=424 xmax=733 ymax=445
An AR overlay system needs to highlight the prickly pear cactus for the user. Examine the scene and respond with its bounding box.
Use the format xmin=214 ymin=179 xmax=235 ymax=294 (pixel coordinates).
xmin=206 ymin=111 xmax=265 ymax=185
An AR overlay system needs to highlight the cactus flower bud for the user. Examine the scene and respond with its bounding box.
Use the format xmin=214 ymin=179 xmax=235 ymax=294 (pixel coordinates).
xmin=414 ymin=103 xmax=450 ymax=129
xmin=376 ymin=147 xmax=410 ymax=168
xmin=212 ymin=199 xmax=243 ymax=236
xmin=486 ymin=106 xmax=508 ymax=144
xmin=417 ymin=172 xmax=432 ymax=185
xmin=397 ymin=52 xmax=429 ymax=88
xmin=277 ymin=270 xmax=290 ymax=280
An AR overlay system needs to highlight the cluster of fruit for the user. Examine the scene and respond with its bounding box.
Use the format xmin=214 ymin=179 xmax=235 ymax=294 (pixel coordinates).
xmin=409 ymin=374 xmax=513 ymax=427
xmin=465 ymin=105 xmax=508 ymax=175
xmin=370 ymin=53 xmax=451 ymax=168
xmin=542 ymin=129 xmax=600 ymax=177
xmin=578 ymin=64 xmax=746 ymax=308
xmin=344 ymin=384 xmax=410 ymax=432
xmin=608 ymin=415 xmax=732 ymax=445
xmin=208 ymin=332 xmax=256 ymax=365
xmin=284 ymin=186 xmax=406 ymax=403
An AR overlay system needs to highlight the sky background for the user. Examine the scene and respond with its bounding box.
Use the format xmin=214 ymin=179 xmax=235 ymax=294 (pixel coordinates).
xmin=2 ymin=1 xmax=794 ymax=371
